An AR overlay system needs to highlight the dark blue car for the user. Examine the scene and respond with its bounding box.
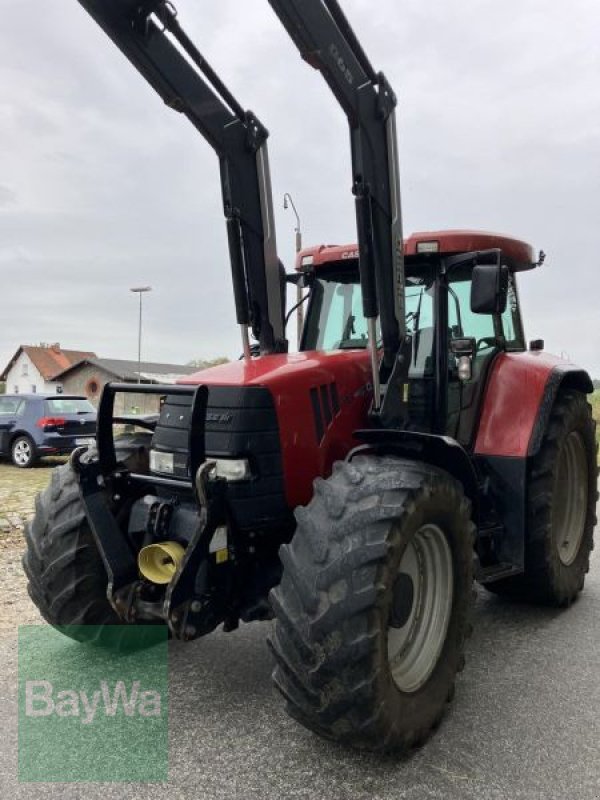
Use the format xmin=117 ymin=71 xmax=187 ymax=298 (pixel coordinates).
xmin=0 ymin=394 xmax=97 ymax=468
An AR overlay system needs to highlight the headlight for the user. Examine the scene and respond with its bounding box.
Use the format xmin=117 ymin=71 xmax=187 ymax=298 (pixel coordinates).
xmin=151 ymin=452 xmax=251 ymax=481
xmin=150 ymin=450 xmax=174 ymax=475
xmin=211 ymin=458 xmax=252 ymax=482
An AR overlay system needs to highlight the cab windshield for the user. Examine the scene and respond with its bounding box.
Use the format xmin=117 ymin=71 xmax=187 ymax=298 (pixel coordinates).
xmin=302 ymin=265 xmax=435 ymax=376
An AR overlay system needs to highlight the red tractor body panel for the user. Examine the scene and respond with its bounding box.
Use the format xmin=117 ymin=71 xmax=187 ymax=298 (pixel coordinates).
xmin=179 ymin=351 xmax=373 ymax=508
xmin=474 ymin=351 xmax=575 ymax=457
xmin=179 ymin=348 xmax=588 ymax=507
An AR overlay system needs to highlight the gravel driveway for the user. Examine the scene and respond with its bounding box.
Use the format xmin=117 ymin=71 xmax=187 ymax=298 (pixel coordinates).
xmin=0 ymin=462 xmax=62 ymax=635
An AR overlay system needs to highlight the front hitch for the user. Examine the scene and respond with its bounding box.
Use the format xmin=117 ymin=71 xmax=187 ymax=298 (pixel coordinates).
xmin=72 ymin=382 xmax=228 ymax=639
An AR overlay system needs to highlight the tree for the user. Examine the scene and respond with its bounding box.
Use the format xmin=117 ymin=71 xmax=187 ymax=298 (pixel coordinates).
xmin=186 ymin=357 xmax=230 ymax=369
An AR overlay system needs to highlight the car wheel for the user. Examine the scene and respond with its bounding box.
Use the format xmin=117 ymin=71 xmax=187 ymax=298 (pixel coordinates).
xmin=11 ymin=435 xmax=37 ymax=468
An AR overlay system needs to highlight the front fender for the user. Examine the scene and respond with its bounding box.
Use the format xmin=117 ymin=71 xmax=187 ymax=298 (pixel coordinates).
xmin=353 ymin=429 xmax=480 ymax=524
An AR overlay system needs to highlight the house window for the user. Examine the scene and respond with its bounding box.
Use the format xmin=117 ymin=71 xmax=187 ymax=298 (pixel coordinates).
xmin=86 ymin=377 xmax=100 ymax=397
xmin=22 ymin=362 xmax=28 ymax=376
xmin=14 ymin=386 xmax=19 ymax=394
xmin=31 ymin=385 xmax=37 ymax=394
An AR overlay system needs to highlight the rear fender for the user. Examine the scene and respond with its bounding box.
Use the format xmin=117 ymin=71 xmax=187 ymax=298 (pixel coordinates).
xmin=474 ymin=352 xmax=594 ymax=458
xmin=353 ymin=429 xmax=480 ymax=525
xmin=528 ymin=366 xmax=594 ymax=456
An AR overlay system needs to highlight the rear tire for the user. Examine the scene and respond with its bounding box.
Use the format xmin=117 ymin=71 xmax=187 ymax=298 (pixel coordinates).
xmin=269 ymin=456 xmax=475 ymax=752
xmin=11 ymin=435 xmax=36 ymax=468
xmin=22 ymin=434 xmax=162 ymax=648
xmin=486 ymin=389 xmax=598 ymax=605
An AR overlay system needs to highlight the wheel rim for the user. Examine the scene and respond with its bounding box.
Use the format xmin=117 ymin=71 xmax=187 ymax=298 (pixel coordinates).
xmin=387 ymin=524 xmax=454 ymax=693
xmin=13 ymin=439 xmax=32 ymax=466
xmin=554 ymin=431 xmax=588 ymax=567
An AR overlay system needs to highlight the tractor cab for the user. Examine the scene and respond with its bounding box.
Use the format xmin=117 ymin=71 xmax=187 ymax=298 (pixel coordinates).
xmin=298 ymin=230 xmax=536 ymax=447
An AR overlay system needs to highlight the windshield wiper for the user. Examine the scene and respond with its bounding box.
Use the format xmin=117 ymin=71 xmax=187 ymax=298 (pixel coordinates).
xmin=341 ymin=314 xmax=356 ymax=342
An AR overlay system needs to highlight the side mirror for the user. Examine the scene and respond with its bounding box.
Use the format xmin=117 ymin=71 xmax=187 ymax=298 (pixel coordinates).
xmin=471 ymin=263 xmax=509 ymax=315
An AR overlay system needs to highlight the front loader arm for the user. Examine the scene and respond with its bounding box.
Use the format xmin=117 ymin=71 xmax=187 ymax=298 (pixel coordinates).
xmin=268 ymin=0 xmax=406 ymax=404
xmin=77 ymin=0 xmax=286 ymax=355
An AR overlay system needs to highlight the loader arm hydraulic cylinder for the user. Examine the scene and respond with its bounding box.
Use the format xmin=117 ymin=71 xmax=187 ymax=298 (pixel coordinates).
xmin=268 ymin=0 xmax=406 ymax=397
xmin=77 ymin=0 xmax=287 ymax=355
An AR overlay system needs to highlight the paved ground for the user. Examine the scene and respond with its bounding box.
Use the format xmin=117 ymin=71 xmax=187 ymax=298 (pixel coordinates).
xmin=1 ymin=463 xmax=599 ymax=799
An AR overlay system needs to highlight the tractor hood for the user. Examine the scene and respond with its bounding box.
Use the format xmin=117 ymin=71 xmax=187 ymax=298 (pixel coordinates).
xmin=177 ymin=350 xmax=372 ymax=395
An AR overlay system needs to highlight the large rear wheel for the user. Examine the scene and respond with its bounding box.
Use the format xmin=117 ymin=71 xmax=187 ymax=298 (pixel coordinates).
xmin=485 ymin=389 xmax=598 ymax=605
xmin=269 ymin=456 xmax=475 ymax=752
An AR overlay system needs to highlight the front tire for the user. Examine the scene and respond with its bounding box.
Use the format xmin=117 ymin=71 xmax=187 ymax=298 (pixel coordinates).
xmin=22 ymin=434 xmax=161 ymax=647
xmin=269 ymin=456 xmax=475 ymax=752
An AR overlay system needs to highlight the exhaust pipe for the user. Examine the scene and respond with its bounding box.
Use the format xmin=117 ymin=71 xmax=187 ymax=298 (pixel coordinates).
xmin=138 ymin=541 xmax=185 ymax=585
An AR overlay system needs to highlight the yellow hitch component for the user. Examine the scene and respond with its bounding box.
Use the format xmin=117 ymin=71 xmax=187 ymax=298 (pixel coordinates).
xmin=138 ymin=541 xmax=185 ymax=585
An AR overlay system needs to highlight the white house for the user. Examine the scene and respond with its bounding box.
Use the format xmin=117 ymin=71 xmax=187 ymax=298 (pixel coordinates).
xmin=0 ymin=344 xmax=96 ymax=395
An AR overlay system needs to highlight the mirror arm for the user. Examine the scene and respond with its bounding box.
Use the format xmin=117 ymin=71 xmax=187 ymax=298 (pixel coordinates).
xmin=444 ymin=248 xmax=501 ymax=275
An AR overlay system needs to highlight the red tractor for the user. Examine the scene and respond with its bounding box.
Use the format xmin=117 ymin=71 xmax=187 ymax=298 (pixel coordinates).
xmin=24 ymin=0 xmax=597 ymax=752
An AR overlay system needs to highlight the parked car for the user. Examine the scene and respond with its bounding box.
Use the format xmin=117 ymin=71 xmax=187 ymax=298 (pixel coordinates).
xmin=0 ymin=394 xmax=96 ymax=468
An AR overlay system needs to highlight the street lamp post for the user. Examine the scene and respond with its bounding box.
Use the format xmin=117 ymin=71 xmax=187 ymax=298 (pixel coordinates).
xmin=130 ymin=286 xmax=152 ymax=384
xmin=283 ymin=193 xmax=303 ymax=348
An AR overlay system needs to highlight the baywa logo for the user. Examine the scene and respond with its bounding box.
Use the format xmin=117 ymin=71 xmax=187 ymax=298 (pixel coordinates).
xmin=25 ymin=679 xmax=162 ymax=725
xmin=19 ymin=625 xmax=169 ymax=783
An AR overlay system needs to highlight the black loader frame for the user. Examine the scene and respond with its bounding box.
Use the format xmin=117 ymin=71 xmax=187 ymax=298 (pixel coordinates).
xmin=78 ymin=0 xmax=286 ymax=356
xmin=269 ymin=0 xmax=410 ymax=417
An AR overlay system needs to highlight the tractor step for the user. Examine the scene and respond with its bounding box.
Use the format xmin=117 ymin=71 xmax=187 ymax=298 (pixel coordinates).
xmin=475 ymin=562 xmax=523 ymax=584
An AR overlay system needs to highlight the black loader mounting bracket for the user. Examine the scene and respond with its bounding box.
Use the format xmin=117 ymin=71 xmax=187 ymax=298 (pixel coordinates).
xmin=71 ymin=382 xmax=227 ymax=640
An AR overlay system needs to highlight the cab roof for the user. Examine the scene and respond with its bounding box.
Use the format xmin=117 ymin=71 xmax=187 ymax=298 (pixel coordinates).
xmin=296 ymin=230 xmax=537 ymax=273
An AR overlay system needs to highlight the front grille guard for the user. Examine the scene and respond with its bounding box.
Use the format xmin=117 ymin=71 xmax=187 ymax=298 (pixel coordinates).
xmin=71 ymin=382 xmax=227 ymax=639
xmin=96 ymin=382 xmax=208 ymax=487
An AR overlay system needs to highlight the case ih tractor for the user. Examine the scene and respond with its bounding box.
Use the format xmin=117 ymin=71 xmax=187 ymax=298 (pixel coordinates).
xmin=23 ymin=0 xmax=597 ymax=752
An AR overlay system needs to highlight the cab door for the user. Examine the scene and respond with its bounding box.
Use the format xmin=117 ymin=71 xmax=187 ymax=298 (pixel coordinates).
xmin=446 ymin=272 xmax=525 ymax=448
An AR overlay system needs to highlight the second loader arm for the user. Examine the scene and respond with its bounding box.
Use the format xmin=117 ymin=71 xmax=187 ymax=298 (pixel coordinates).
xmin=77 ymin=0 xmax=287 ymax=356
xmin=269 ymin=0 xmax=408 ymax=416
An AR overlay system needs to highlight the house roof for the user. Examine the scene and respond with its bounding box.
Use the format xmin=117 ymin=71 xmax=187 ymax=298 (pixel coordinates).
xmin=52 ymin=357 xmax=198 ymax=384
xmin=0 ymin=345 xmax=97 ymax=381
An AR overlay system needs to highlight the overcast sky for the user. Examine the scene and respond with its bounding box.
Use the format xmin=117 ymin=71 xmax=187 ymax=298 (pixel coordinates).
xmin=1 ymin=0 xmax=599 ymax=377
